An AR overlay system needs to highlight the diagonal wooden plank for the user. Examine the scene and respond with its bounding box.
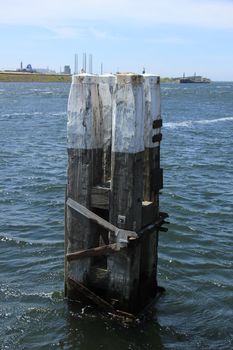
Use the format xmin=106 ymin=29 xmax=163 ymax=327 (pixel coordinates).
xmin=67 ymin=197 xmax=117 ymax=232
xmin=68 ymin=278 xmax=136 ymax=320
xmin=67 ymin=198 xmax=138 ymax=240
xmin=68 ymin=278 xmax=116 ymax=312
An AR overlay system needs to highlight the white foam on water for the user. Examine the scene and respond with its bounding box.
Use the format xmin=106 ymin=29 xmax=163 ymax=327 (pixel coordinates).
xmin=196 ymin=116 xmax=233 ymax=124
xmin=2 ymin=112 xmax=43 ymax=117
xmin=164 ymin=116 xmax=233 ymax=129
xmin=164 ymin=120 xmax=193 ymax=129
xmin=50 ymin=112 xmax=66 ymax=116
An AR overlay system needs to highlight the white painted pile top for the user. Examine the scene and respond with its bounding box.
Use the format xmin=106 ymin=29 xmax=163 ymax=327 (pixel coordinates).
xmin=67 ymin=73 xmax=161 ymax=152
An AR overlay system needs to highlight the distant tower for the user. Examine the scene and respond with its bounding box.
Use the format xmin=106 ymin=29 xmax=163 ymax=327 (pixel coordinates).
xmin=83 ymin=53 xmax=87 ymax=73
xmin=20 ymin=61 xmax=23 ymax=71
xmin=89 ymin=54 xmax=93 ymax=74
xmin=74 ymin=54 xmax=78 ymax=74
xmin=101 ymin=62 xmax=103 ymax=75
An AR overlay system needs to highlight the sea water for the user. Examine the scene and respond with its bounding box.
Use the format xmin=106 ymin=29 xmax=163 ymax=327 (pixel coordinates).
xmin=0 ymin=82 xmax=232 ymax=349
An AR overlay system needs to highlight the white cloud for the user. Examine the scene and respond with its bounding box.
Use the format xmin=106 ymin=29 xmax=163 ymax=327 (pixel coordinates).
xmin=0 ymin=0 xmax=233 ymax=30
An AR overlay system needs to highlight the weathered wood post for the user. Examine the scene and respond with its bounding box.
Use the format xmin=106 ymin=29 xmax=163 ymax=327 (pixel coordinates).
xmin=65 ymin=72 xmax=167 ymax=316
xmin=139 ymin=75 xmax=163 ymax=303
xmin=143 ymin=75 xmax=162 ymax=204
xmin=65 ymin=74 xmax=103 ymax=298
xmin=107 ymin=74 xmax=144 ymax=312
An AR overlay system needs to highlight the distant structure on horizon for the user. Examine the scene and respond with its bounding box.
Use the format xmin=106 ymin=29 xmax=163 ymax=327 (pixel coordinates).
xmin=63 ymin=65 xmax=71 ymax=75
xmin=16 ymin=61 xmax=70 ymax=75
xmin=17 ymin=62 xmax=36 ymax=73
xmin=179 ymin=74 xmax=211 ymax=83
xmin=74 ymin=53 xmax=103 ymax=74
xmin=35 ymin=67 xmax=56 ymax=74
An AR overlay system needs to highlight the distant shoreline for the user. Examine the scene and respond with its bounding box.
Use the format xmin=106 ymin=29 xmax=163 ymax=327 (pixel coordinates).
xmin=0 ymin=72 xmax=177 ymax=84
xmin=0 ymin=71 xmax=71 ymax=83
xmin=0 ymin=72 xmax=214 ymax=84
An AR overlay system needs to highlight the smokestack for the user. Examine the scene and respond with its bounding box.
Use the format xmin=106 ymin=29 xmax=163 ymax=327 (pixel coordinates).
xmin=89 ymin=54 xmax=93 ymax=74
xmin=74 ymin=54 xmax=78 ymax=74
xmin=83 ymin=53 xmax=86 ymax=73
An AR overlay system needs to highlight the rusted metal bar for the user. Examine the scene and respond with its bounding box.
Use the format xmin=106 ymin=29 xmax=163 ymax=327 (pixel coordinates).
xmin=66 ymin=243 xmax=121 ymax=261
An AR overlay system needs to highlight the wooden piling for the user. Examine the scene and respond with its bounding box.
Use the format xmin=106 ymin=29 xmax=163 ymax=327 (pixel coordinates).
xmin=108 ymin=74 xmax=144 ymax=312
xmin=143 ymin=75 xmax=162 ymax=205
xmin=66 ymin=74 xmax=102 ymax=297
xmin=65 ymin=72 xmax=167 ymax=315
xmin=139 ymin=75 xmax=163 ymax=304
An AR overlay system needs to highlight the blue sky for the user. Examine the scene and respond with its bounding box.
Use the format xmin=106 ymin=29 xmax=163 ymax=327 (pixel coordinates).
xmin=1 ymin=0 xmax=233 ymax=80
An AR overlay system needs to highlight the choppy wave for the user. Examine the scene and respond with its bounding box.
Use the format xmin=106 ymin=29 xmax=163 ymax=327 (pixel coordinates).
xmin=0 ymin=234 xmax=63 ymax=247
xmin=1 ymin=111 xmax=66 ymax=118
xmin=164 ymin=116 xmax=233 ymax=129
xmin=1 ymin=112 xmax=43 ymax=117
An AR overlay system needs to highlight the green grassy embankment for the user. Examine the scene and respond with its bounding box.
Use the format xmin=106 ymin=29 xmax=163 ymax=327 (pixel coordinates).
xmin=160 ymin=77 xmax=180 ymax=83
xmin=0 ymin=71 xmax=180 ymax=83
xmin=0 ymin=72 xmax=72 ymax=83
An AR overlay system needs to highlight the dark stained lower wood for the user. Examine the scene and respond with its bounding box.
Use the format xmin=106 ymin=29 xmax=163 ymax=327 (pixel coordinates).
xmin=107 ymin=238 xmax=142 ymax=313
xmin=110 ymin=151 xmax=144 ymax=231
xmin=108 ymin=151 xmax=144 ymax=313
xmin=91 ymin=185 xmax=110 ymax=210
xmin=66 ymin=148 xmax=103 ymax=285
xmin=86 ymin=267 xmax=109 ymax=290
xmin=143 ymin=147 xmax=161 ymax=203
xmin=68 ymin=278 xmax=137 ymax=321
xmin=67 ymin=278 xmax=115 ymax=312
xmin=139 ymin=231 xmax=159 ymax=306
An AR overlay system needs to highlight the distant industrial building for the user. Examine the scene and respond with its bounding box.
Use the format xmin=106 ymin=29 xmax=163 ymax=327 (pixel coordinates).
xmin=63 ymin=65 xmax=71 ymax=75
xmin=17 ymin=62 xmax=35 ymax=73
xmin=35 ymin=68 xmax=56 ymax=74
